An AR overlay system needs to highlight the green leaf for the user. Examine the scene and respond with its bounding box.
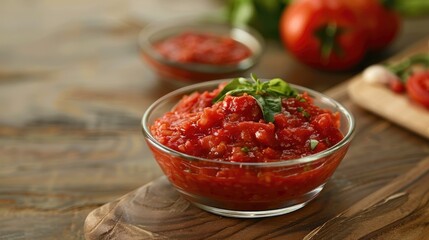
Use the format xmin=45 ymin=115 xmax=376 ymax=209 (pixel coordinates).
xmin=264 ymin=96 xmax=282 ymax=122
xmin=386 ymin=53 xmax=429 ymax=82
xmin=225 ymin=0 xmax=289 ymax=38
xmin=212 ymin=78 xmax=252 ymax=103
xmin=391 ymin=0 xmax=429 ymax=17
xmin=297 ymin=96 xmax=307 ymax=102
xmin=228 ymin=0 xmax=255 ymax=25
xmin=252 ymin=95 xmax=281 ymax=123
xmin=222 ymin=88 xmax=254 ymax=101
xmin=213 ymin=74 xmax=298 ymax=122
xmin=310 ymin=139 xmax=319 ymax=150
xmin=266 ymin=78 xmax=297 ymax=97
xmin=241 ymin=146 xmax=250 ymax=153
xmin=302 ymin=111 xmax=311 ymax=118
xmin=257 ymin=0 xmax=280 ymax=11
xmin=297 ymin=107 xmax=310 ymax=118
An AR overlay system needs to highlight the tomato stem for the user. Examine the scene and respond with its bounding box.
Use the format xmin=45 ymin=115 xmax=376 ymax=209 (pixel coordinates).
xmin=380 ymin=0 xmax=395 ymax=9
xmin=314 ymin=23 xmax=343 ymax=60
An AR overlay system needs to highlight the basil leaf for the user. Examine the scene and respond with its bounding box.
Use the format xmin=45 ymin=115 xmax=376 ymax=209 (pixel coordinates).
xmin=241 ymin=146 xmax=250 ymax=153
xmin=310 ymin=139 xmax=319 ymax=150
xmin=267 ymin=78 xmax=297 ymax=97
xmin=218 ymin=88 xmax=253 ymax=102
xmin=212 ymin=74 xmax=298 ymax=122
xmin=264 ymin=96 xmax=282 ymax=122
xmin=252 ymin=95 xmax=281 ymax=123
xmin=212 ymin=78 xmax=252 ymax=103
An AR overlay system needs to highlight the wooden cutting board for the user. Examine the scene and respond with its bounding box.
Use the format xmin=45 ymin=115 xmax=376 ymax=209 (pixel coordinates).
xmin=304 ymin=156 xmax=429 ymax=240
xmin=83 ymin=38 xmax=429 ymax=240
xmin=84 ymin=155 xmax=429 ymax=240
xmin=348 ymin=38 xmax=429 ymax=140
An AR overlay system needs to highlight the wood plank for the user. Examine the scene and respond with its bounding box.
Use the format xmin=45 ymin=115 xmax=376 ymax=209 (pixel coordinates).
xmin=83 ymin=75 xmax=429 ymax=240
xmin=348 ymin=38 xmax=429 ymax=140
xmin=304 ymin=156 xmax=429 ymax=240
xmin=82 ymin=36 xmax=429 ymax=240
xmin=2 ymin=1 xmax=429 ymax=239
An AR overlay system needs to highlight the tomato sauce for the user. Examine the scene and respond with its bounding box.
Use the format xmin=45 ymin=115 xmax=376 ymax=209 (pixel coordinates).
xmin=149 ymin=84 xmax=346 ymax=210
xmin=154 ymin=32 xmax=251 ymax=65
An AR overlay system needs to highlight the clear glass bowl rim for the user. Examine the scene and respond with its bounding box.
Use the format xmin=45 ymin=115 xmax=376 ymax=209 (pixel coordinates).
xmin=138 ymin=18 xmax=264 ymax=73
xmin=142 ymin=79 xmax=355 ymax=168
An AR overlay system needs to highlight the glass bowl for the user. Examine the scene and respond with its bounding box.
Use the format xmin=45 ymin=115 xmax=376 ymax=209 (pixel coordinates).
xmin=138 ymin=19 xmax=264 ymax=84
xmin=141 ymin=80 xmax=355 ymax=218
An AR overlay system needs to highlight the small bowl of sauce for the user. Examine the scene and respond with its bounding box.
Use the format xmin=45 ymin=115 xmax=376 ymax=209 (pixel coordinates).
xmin=139 ymin=18 xmax=264 ymax=83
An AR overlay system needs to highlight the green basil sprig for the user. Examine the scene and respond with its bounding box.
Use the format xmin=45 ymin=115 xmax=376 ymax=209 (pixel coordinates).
xmin=213 ymin=74 xmax=297 ymax=122
xmin=386 ymin=53 xmax=429 ymax=82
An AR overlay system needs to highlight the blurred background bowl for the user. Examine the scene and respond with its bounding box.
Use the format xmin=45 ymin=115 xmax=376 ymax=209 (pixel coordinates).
xmin=138 ymin=18 xmax=264 ymax=84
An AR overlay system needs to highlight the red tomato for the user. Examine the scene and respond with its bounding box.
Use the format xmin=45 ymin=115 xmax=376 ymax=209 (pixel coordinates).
xmin=279 ymin=0 xmax=367 ymax=71
xmin=388 ymin=78 xmax=405 ymax=93
xmin=406 ymin=71 xmax=429 ymax=108
xmin=346 ymin=0 xmax=400 ymax=51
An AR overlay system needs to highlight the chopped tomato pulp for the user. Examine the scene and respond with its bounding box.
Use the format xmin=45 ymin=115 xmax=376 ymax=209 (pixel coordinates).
xmin=152 ymin=86 xmax=343 ymax=161
xmin=149 ymin=84 xmax=347 ymax=210
xmin=144 ymin=32 xmax=252 ymax=82
xmin=154 ymin=32 xmax=251 ymax=65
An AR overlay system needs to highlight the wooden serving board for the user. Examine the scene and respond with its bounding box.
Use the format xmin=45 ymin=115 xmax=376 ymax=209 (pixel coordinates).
xmin=85 ymin=156 xmax=429 ymax=240
xmin=305 ymin=156 xmax=429 ymax=240
xmin=84 ymin=72 xmax=429 ymax=239
xmin=348 ymin=38 xmax=429 ymax=140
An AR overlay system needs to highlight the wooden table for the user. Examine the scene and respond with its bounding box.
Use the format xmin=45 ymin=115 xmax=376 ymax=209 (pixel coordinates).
xmin=1 ymin=1 xmax=429 ymax=239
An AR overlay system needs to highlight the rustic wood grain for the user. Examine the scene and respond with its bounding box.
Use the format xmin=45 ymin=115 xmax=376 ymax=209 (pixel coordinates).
xmin=348 ymin=37 xmax=429 ymax=140
xmin=83 ymin=82 xmax=429 ymax=239
xmin=304 ymin=155 xmax=429 ymax=240
xmin=349 ymin=77 xmax=429 ymax=139
xmin=2 ymin=1 xmax=429 ymax=239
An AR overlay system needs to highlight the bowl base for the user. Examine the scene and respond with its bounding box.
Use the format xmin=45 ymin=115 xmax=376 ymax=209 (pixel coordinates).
xmin=188 ymin=185 xmax=324 ymax=218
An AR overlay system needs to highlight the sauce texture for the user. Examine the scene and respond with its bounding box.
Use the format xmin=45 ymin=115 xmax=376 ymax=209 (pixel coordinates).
xmin=151 ymin=85 xmax=343 ymax=162
xmin=149 ymin=83 xmax=346 ymax=210
xmin=154 ymin=32 xmax=251 ymax=65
